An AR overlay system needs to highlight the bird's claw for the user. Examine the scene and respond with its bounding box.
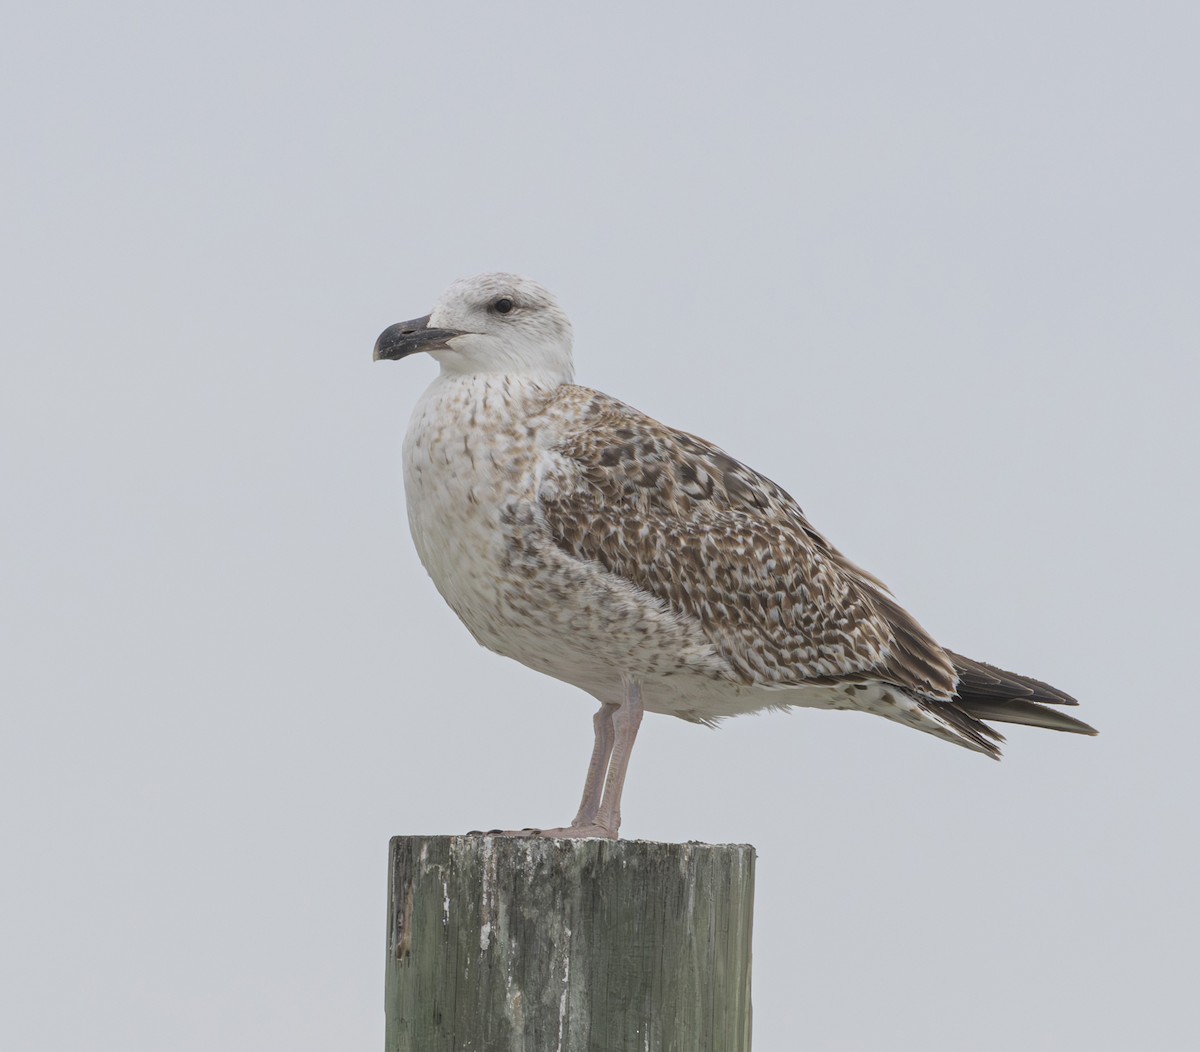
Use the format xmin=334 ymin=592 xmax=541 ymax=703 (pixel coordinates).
xmin=462 ymin=825 xmax=615 ymax=839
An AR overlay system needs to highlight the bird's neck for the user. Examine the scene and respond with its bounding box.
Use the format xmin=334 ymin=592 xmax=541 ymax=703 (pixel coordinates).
xmin=434 ymin=347 xmax=574 ymax=389
xmin=413 ymin=372 xmax=566 ymax=436
xmin=436 ymin=369 xmax=565 ymax=404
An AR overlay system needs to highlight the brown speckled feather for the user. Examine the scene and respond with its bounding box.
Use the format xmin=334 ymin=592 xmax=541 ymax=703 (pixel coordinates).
xmin=540 ymin=388 xmax=960 ymax=701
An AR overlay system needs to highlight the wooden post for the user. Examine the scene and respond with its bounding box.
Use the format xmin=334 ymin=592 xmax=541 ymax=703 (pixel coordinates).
xmin=385 ymin=836 xmax=755 ymax=1052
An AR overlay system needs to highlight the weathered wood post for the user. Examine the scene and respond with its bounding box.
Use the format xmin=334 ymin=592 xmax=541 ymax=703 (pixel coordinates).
xmin=386 ymin=836 xmax=755 ymax=1051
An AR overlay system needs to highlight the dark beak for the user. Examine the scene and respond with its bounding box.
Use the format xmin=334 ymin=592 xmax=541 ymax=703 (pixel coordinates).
xmin=373 ymin=315 xmax=467 ymax=361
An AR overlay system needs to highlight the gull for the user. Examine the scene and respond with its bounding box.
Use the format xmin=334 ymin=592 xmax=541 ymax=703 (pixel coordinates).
xmin=374 ymin=273 xmax=1095 ymax=839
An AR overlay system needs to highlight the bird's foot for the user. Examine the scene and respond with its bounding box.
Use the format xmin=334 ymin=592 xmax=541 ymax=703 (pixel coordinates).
xmin=465 ymin=824 xmax=618 ymax=840
xmin=529 ymin=823 xmax=618 ymax=840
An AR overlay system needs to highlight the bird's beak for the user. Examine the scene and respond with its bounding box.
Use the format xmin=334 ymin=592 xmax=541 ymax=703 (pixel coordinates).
xmin=373 ymin=315 xmax=467 ymax=361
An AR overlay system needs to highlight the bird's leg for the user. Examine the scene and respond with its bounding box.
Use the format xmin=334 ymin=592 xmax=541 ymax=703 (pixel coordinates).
xmin=570 ymin=703 xmax=617 ymax=827
xmin=499 ymin=677 xmax=644 ymax=840
xmin=589 ymin=677 xmax=644 ymax=837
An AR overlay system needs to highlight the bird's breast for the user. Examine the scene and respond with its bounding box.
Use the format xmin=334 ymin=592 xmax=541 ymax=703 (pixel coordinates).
xmin=398 ymin=377 xmax=735 ymax=702
xmin=401 ymin=378 xmax=554 ymax=642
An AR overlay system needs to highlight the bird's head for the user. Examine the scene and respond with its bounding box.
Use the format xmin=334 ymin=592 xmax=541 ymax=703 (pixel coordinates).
xmin=373 ymin=273 xmax=574 ymax=386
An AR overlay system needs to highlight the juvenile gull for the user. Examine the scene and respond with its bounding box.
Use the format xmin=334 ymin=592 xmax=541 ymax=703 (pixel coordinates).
xmin=374 ymin=273 xmax=1095 ymax=839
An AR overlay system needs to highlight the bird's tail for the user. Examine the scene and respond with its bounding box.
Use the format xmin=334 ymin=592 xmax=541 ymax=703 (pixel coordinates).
xmin=945 ymin=652 xmax=1097 ymax=737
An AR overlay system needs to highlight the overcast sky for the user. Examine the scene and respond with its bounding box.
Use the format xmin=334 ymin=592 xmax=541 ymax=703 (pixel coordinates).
xmin=3 ymin=2 xmax=1197 ymax=1050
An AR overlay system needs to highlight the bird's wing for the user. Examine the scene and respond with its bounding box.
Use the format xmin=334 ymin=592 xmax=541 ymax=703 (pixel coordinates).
xmin=539 ymin=388 xmax=958 ymax=698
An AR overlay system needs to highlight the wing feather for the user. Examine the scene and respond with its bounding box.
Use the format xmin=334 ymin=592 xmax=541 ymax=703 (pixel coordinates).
xmin=539 ymin=389 xmax=959 ymax=699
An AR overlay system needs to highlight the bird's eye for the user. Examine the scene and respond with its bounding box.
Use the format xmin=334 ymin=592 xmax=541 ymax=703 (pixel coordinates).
xmin=493 ymin=297 xmax=515 ymax=315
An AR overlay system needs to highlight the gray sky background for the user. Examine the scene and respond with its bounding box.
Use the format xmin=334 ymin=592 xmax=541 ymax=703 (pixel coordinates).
xmin=3 ymin=3 xmax=1197 ymax=1049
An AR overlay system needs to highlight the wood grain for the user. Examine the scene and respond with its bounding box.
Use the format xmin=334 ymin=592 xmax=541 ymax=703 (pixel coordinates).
xmin=385 ymin=836 xmax=755 ymax=1052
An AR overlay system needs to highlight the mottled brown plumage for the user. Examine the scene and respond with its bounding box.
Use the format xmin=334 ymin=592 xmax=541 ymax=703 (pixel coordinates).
xmin=539 ymin=386 xmax=1092 ymax=756
xmin=545 ymin=390 xmax=952 ymax=690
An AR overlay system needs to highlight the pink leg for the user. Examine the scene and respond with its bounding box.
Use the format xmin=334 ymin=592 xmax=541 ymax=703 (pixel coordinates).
xmin=589 ymin=678 xmax=643 ymax=837
xmin=498 ymin=677 xmax=644 ymax=840
xmin=571 ymin=703 xmax=617 ymax=827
